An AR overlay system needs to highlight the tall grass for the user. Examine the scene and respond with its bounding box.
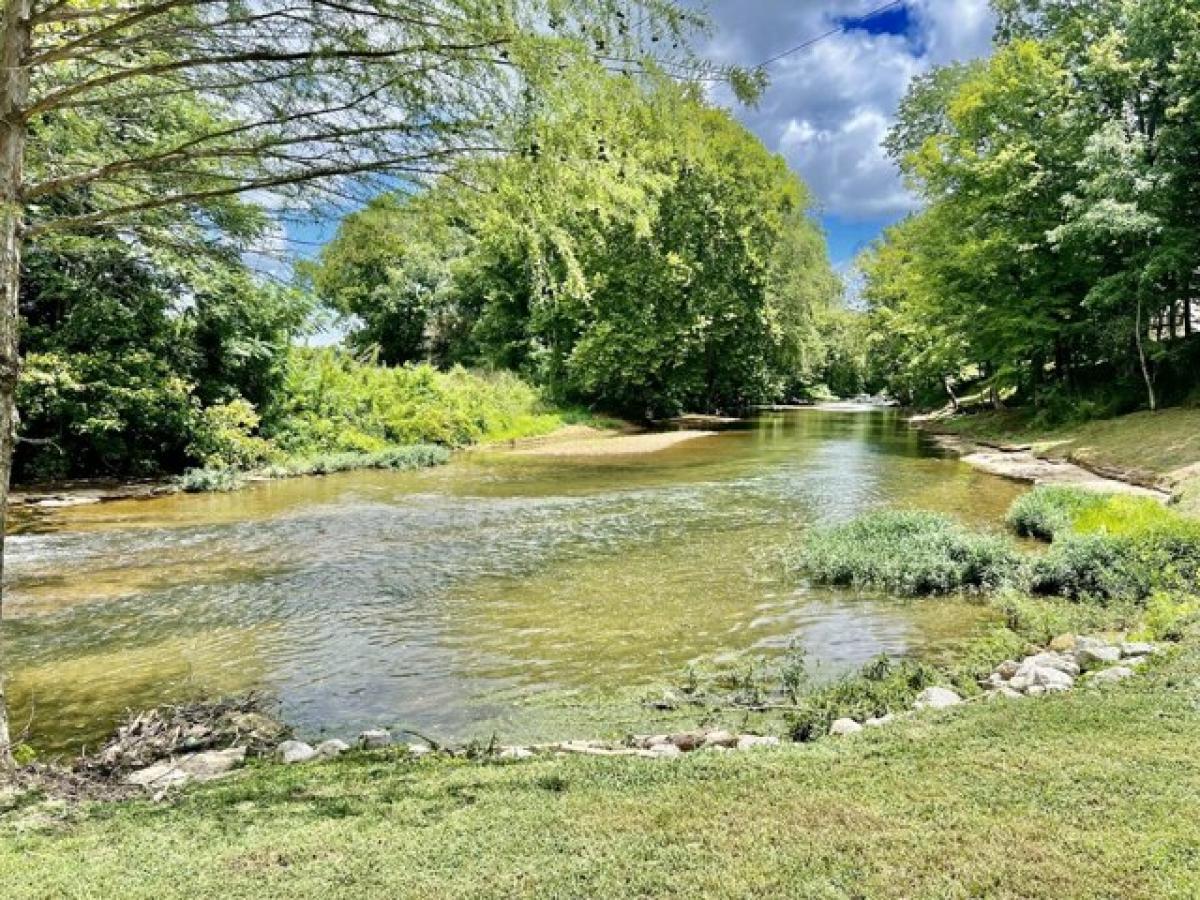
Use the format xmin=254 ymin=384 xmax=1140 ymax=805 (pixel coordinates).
xmin=788 ymin=510 xmax=1022 ymax=595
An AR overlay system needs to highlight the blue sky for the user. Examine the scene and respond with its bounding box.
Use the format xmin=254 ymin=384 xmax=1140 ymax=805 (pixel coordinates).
xmin=284 ymin=2 xmax=996 ymax=275
xmin=699 ymin=0 xmax=996 ymax=267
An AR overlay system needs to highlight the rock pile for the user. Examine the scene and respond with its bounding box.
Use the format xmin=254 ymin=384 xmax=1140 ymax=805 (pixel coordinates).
xmin=981 ymin=635 xmax=1156 ymax=698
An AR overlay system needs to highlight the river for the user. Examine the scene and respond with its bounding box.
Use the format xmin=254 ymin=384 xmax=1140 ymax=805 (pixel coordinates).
xmin=1 ymin=409 xmax=1026 ymax=754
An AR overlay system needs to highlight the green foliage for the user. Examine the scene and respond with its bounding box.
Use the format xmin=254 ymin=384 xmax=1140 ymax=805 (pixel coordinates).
xmin=312 ymin=73 xmax=843 ymax=418
xmin=861 ymin=1 xmax=1200 ymax=412
xmin=188 ymin=399 xmax=278 ymax=471
xmin=992 ymin=593 xmax=1140 ymax=646
xmin=1024 ymin=494 xmax=1200 ymax=604
xmin=789 ymin=510 xmax=1022 ymax=595
xmin=1136 ymin=592 xmax=1200 ymax=642
xmin=268 ymin=348 xmax=568 ymax=455
xmin=787 ymin=656 xmax=938 ymax=742
xmin=180 ymin=445 xmax=451 ymax=493
xmin=1006 ymin=487 xmax=1111 ymax=541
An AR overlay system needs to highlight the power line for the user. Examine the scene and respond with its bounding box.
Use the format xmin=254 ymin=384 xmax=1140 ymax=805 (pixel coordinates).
xmin=756 ymin=0 xmax=907 ymax=68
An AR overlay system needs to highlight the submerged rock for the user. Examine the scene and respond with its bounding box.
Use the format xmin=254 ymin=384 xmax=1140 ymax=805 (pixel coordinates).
xmin=276 ymin=740 xmax=316 ymax=764
xmin=913 ymin=687 xmax=963 ymax=710
xmin=829 ymin=718 xmax=863 ymax=737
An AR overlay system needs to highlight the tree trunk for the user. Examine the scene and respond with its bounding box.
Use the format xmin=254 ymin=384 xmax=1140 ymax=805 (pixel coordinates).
xmin=942 ymin=376 xmax=959 ymax=413
xmin=1135 ymin=293 xmax=1157 ymax=413
xmin=0 ymin=0 xmax=32 ymax=771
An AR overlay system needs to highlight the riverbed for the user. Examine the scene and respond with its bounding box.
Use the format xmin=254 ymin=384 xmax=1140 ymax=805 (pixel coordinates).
xmin=1 ymin=410 xmax=1027 ymax=754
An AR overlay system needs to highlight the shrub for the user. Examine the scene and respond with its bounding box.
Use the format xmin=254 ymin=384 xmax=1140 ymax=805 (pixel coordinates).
xmin=178 ymin=467 xmax=246 ymax=493
xmin=991 ymin=592 xmax=1140 ymax=645
xmin=188 ymin=398 xmax=278 ymax=470
xmin=1029 ymin=504 xmax=1200 ymax=604
xmin=788 ymin=656 xmax=938 ymax=742
xmin=1136 ymin=592 xmax=1200 ymax=642
xmin=789 ymin=510 xmax=1022 ymax=595
xmin=268 ymin=349 xmax=568 ymax=455
xmin=1006 ymin=487 xmax=1110 ymax=541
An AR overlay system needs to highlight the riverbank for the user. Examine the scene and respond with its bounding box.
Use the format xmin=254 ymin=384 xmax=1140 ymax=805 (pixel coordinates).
xmin=916 ymin=406 xmax=1200 ymax=510
xmin=3 ymin=633 xmax=1198 ymax=897
xmin=4 ymin=421 xmax=1200 ymax=895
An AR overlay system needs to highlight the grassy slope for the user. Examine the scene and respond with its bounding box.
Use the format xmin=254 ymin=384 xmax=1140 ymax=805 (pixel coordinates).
xmin=3 ymin=643 xmax=1200 ymax=899
xmin=933 ymin=406 xmax=1200 ymax=513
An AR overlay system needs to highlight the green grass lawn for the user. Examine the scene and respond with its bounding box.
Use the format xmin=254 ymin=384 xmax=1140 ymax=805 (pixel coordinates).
xmin=3 ymin=639 xmax=1199 ymax=899
xmin=935 ymin=406 xmax=1200 ymax=514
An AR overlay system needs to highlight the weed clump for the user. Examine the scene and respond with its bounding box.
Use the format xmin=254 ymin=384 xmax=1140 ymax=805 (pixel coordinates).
xmin=788 ymin=656 xmax=938 ymax=741
xmin=789 ymin=510 xmax=1021 ymax=596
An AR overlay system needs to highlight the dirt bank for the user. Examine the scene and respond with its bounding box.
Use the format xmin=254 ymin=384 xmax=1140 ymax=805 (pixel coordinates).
xmin=506 ymin=429 xmax=717 ymax=458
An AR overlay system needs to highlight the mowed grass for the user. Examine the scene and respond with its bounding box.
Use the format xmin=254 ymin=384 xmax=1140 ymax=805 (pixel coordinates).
xmin=3 ymin=642 xmax=1200 ymax=899
xmin=938 ymin=406 xmax=1200 ymax=513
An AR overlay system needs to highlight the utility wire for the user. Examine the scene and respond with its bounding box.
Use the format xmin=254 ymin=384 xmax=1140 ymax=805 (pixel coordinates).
xmin=756 ymin=0 xmax=906 ymax=68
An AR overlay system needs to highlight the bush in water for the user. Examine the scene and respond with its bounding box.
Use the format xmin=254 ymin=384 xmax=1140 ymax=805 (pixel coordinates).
xmin=789 ymin=510 xmax=1022 ymax=596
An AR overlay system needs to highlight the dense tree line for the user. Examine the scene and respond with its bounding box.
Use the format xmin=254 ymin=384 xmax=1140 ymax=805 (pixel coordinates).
xmin=312 ymin=71 xmax=845 ymax=418
xmin=861 ymin=0 xmax=1200 ymax=415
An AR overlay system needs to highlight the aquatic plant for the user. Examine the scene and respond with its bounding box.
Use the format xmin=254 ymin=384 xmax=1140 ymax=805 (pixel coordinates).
xmin=789 ymin=510 xmax=1022 ymax=596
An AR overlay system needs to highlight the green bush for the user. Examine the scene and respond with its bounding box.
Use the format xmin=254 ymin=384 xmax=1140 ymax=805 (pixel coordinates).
xmin=789 ymin=510 xmax=1022 ymax=595
xmin=788 ymin=656 xmax=938 ymax=742
xmin=267 ymin=349 xmax=569 ymax=455
xmin=1006 ymin=487 xmax=1110 ymax=541
xmin=1027 ymin=500 xmax=1200 ymax=604
xmin=178 ymin=467 xmax=246 ymax=493
xmin=188 ymin=398 xmax=279 ymax=470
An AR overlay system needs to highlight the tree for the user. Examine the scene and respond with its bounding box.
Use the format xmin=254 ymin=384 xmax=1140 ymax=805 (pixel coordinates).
xmin=315 ymin=72 xmax=838 ymax=417
xmin=0 ymin=0 xmax=723 ymax=766
xmin=863 ymin=0 xmax=1200 ymax=415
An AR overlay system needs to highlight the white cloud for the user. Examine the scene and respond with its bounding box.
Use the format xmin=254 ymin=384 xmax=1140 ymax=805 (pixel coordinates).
xmin=697 ymin=0 xmax=997 ymax=221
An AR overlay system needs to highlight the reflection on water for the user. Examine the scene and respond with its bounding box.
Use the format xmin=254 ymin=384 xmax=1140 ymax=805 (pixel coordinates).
xmin=1 ymin=411 xmax=1025 ymax=753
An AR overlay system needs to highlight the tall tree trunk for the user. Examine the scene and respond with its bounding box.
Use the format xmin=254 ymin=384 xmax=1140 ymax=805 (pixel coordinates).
xmin=942 ymin=376 xmax=959 ymax=413
xmin=0 ymin=0 xmax=32 ymax=771
xmin=1135 ymin=293 xmax=1157 ymax=413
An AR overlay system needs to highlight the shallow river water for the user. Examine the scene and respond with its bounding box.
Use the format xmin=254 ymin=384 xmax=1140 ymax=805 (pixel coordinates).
xmin=1 ymin=410 xmax=1027 ymax=753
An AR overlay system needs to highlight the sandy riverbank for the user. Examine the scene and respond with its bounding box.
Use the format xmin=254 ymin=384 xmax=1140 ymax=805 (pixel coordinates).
xmin=506 ymin=429 xmax=717 ymax=457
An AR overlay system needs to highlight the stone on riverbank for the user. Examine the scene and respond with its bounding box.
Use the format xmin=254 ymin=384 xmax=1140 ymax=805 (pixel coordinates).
xmin=864 ymin=714 xmax=896 ymax=728
xmin=701 ymin=730 xmax=738 ymax=749
xmin=1076 ymin=645 xmax=1121 ymax=671
xmin=1120 ymin=642 xmax=1155 ymax=658
xmin=315 ymin=739 xmax=350 ymax=759
xmin=736 ymin=735 xmax=780 ymax=750
xmin=1090 ymin=666 xmax=1134 ymax=685
xmin=358 ymin=729 xmax=392 ymax=749
xmin=830 ymin=718 xmax=863 ymax=737
xmin=276 ymin=741 xmax=317 ymax=764
xmin=126 ymin=747 xmax=247 ymax=789
xmin=913 ymin=687 xmax=963 ymax=710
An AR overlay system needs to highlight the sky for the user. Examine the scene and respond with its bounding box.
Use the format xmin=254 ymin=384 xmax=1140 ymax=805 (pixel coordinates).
xmin=696 ymin=0 xmax=997 ymax=267
xmin=284 ymin=1 xmax=998 ymax=276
